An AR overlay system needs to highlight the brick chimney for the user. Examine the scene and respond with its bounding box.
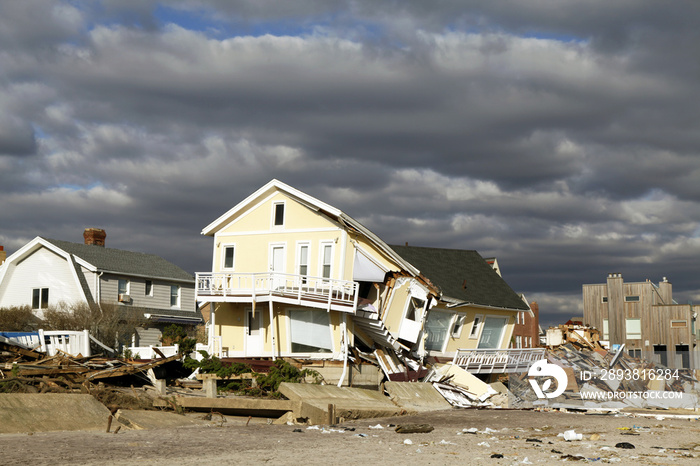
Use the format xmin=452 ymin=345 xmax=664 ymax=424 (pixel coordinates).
xmin=0 ymin=245 xmax=5 ymax=264
xmin=83 ymin=228 xmax=106 ymax=247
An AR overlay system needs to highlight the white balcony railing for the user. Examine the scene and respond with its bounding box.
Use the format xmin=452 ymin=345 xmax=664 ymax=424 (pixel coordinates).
xmin=196 ymin=272 xmax=359 ymax=312
xmin=451 ymin=348 xmax=546 ymax=374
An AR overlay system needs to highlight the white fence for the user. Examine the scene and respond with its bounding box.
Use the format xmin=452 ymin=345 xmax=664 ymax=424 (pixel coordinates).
xmin=123 ymin=344 xmax=180 ymax=359
xmin=0 ymin=329 xmax=92 ymax=357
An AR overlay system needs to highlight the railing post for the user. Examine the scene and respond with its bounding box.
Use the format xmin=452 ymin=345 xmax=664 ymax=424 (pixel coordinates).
xmin=82 ymin=329 xmax=91 ymax=357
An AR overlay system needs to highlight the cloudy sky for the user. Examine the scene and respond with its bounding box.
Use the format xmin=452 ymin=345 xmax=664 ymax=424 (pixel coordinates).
xmin=2 ymin=1 xmax=700 ymax=326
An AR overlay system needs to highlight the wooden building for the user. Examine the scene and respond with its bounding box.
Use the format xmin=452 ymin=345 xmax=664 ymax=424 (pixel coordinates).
xmin=583 ymin=273 xmax=697 ymax=369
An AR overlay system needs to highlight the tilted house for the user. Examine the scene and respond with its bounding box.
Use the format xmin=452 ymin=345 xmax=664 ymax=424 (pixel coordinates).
xmin=0 ymin=229 xmax=200 ymax=346
xmin=389 ymin=246 xmax=530 ymax=357
xmin=197 ymin=180 xmax=530 ymax=383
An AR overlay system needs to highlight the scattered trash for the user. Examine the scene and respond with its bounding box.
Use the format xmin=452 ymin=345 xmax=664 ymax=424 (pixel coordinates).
xmin=477 ymin=441 xmax=490 ymax=447
xmin=438 ymin=440 xmax=456 ymax=445
xmin=525 ymin=438 xmax=542 ymax=443
xmin=491 ymin=454 xmax=504 ymax=458
xmin=521 ymin=457 xmax=533 ymax=464
xmin=559 ymin=430 xmax=583 ymax=441
xmin=403 ymin=439 xmax=413 ymax=445
xmin=354 ymin=433 xmax=368 ymax=438
xmin=463 ymin=427 xmax=478 ymax=434
xmin=560 ymin=454 xmax=585 ymax=461
xmin=369 ymin=424 xmax=384 ymax=430
xmin=590 ymin=433 xmax=601 ymax=441
xmin=292 ymin=428 xmax=303 ymax=433
xmin=615 ymin=442 xmax=635 ymax=449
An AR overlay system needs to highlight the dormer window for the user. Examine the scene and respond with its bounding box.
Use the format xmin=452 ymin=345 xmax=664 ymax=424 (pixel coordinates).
xmin=273 ymin=202 xmax=285 ymax=227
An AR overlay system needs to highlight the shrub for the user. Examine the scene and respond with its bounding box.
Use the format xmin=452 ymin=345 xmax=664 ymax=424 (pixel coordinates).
xmin=161 ymin=324 xmax=197 ymax=355
xmin=42 ymin=301 xmax=147 ymax=349
xmin=0 ymin=305 xmax=38 ymax=331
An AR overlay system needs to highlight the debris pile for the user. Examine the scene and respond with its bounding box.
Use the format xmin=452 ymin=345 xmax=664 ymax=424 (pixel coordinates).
xmin=0 ymin=337 xmax=180 ymax=396
xmin=511 ymin=325 xmax=700 ymax=410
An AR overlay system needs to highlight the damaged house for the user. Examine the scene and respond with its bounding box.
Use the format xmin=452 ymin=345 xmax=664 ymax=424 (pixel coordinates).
xmin=197 ymin=180 xmax=530 ymax=384
xmin=0 ymin=229 xmax=200 ymax=346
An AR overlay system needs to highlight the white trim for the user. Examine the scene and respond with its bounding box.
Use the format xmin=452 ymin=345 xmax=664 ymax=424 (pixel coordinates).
xmin=476 ymin=315 xmax=509 ymax=349
xmin=286 ymin=307 xmax=336 ymax=357
xmin=271 ymin=200 xmax=286 ymax=229
xmin=221 ymin=243 xmax=236 ymax=271
xmin=202 ymin=179 xmax=342 ymax=236
xmin=199 ymin=179 xmax=420 ymax=278
xmin=215 ymin=226 xmax=342 ymax=237
xmin=319 ymin=241 xmax=334 ymax=280
xmin=295 ymin=241 xmax=311 ymax=278
xmin=170 ymin=284 xmax=181 ymax=309
xmin=469 ymin=314 xmax=483 ymax=339
xmin=269 ymin=242 xmax=287 ymax=273
xmin=451 ymin=314 xmax=466 ymax=338
xmin=354 ymin=244 xmax=390 ymax=273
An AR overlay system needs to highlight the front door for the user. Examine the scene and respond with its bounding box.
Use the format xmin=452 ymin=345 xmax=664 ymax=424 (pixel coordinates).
xmin=246 ymin=310 xmax=263 ymax=356
xmin=477 ymin=317 xmax=508 ymax=349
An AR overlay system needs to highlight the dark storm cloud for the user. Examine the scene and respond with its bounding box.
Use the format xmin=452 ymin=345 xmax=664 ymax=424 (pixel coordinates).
xmin=2 ymin=1 xmax=700 ymax=326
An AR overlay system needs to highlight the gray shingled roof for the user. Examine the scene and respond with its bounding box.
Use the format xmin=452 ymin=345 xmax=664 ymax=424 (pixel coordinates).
xmin=42 ymin=238 xmax=194 ymax=282
xmin=389 ymin=245 xmax=529 ymax=311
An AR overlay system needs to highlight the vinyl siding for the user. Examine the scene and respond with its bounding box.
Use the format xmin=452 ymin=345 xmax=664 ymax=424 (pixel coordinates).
xmin=100 ymin=274 xmax=196 ymax=312
xmin=0 ymin=247 xmax=83 ymax=308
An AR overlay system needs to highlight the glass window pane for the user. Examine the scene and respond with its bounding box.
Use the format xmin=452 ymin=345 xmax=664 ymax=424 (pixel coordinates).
xmin=224 ymin=247 xmax=234 ymax=268
xmin=274 ymin=203 xmax=284 ymax=226
xmin=41 ymin=288 xmax=49 ymax=309
xmin=289 ymin=310 xmax=332 ymax=353
xmin=477 ymin=317 xmax=507 ymax=349
xmin=32 ymin=288 xmax=40 ymax=309
xmin=425 ymin=311 xmax=453 ymax=351
xmin=170 ymin=285 xmax=180 ymax=306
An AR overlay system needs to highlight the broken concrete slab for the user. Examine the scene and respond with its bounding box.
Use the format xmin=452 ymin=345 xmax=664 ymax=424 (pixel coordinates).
xmin=383 ymin=381 xmax=451 ymax=412
xmin=0 ymin=393 xmax=114 ymax=434
xmin=115 ymin=409 xmax=217 ymax=430
xmin=278 ymin=382 xmax=403 ymax=425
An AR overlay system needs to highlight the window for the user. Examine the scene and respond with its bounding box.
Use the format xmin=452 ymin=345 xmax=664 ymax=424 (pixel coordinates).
xmin=289 ymin=310 xmax=332 ymax=353
xmin=321 ymin=243 xmax=333 ymax=279
xmin=625 ymin=296 xmax=640 ymax=302
xmin=118 ymin=279 xmax=129 ymax=295
xmin=273 ymin=202 xmax=285 ymax=227
xmin=602 ymin=296 xmax=608 ymax=303
xmin=515 ymin=335 xmax=522 ymax=349
xmin=602 ymin=319 xmax=609 ymax=340
xmin=452 ymin=315 xmax=466 ymax=338
xmin=406 ymin=297 xmax=424 ymax=321
xmin=469 ymin=315 xmax=483 ymax=339
xmin=425 ymin=311 xmax=453 ymax=352
xmin=625 ymin=318 xmax=641 ymax=339
xmin=145 ymin=280 xmax=152 ymax=296
xmin=477 ymin=317 xmax=508 ymax=349
xmin=170 ymin=285 xmax=180 ymax=307
xmin=223 ymin=245 xmax=235 ymax=270
xmin=671 ymin=320 xmax=687 ymax=328
xmin=32 ymin=288 xmax=49 ymax=309
xmin=297 ymin=243 xmax=309 ymax=283
xmin=628 ymin=349 xmax=641 ymax=358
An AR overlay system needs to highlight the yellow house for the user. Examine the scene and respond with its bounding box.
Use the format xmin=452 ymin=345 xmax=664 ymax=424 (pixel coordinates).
xmin=197 ymin=180 xmax=529 ymax=383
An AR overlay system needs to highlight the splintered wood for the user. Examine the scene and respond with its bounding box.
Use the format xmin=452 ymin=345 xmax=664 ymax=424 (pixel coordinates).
xmin=1 ymin=338 xmax=179 ymax=393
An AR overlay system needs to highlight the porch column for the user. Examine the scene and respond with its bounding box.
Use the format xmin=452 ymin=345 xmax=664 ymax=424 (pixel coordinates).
xmin=269 ymin=300 xmax=277 ymax=360
xmin=209 ymin=303 xmax=216 ymax=356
